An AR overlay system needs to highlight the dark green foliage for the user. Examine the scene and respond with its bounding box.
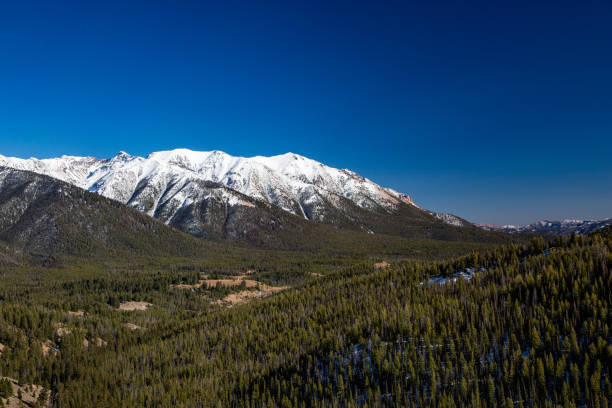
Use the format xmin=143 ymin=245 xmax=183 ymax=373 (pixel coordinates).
xmin=0 ymin=378 xmax=11 ymax=398
xmin=35 ymin=388 xmax=48 ymax=408
xmin=0 ymin=228 xmax=608 ymax=406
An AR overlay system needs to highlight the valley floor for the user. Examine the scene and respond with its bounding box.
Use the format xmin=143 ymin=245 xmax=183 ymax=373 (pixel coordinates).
xmin=0 ymin=231 xmax=609 ymax=407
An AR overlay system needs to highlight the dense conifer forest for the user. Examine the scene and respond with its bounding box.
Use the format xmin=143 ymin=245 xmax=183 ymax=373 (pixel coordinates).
xmin=0 ymin=227 xmax=609 ymax=407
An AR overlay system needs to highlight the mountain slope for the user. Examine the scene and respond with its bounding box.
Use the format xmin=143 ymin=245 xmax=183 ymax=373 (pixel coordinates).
xmin=0 ymin=149 xmax=504 ymax=245
xmin=0 ymin=166 xmax=514 ymax=260
xmin=0 ymin=166 xmax=214 ymax=258
xmin=8 ymin=223 xmax=605 ymax=407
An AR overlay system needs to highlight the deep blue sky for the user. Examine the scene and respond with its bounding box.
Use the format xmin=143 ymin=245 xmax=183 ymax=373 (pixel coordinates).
xmin=1 ymin=0 xmax=610 ymax=225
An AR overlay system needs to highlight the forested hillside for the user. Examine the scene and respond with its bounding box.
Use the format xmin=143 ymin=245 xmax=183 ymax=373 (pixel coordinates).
xmin=0 ymin=167 xmax=516 ymax=262
xmin=0 ymin=166 xmax=213 ymax=258
xmin=0 ymin=224 xmax=609 ymax=406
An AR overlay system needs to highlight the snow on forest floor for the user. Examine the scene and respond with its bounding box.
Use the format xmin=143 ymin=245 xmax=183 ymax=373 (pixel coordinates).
xmin=420 ymin=267 xmax=487 ymax=287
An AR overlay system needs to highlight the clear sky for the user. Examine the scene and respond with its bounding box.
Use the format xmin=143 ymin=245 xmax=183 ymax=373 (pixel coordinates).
xmin=0 ymin=0 xmax=610 ymax=225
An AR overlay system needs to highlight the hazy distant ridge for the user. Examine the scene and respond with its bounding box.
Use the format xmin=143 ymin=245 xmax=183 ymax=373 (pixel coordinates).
xmin=476 ymin=218 xmax=612 ymax=234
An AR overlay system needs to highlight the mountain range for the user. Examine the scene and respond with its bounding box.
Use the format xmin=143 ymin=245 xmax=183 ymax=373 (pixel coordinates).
xmin=0 ymin=149 xmax=495 ymax=246
xmin=0 ymin=149 xmax=416 ymax=217
xmin=476 ymin=218 xmax=612 ymax=235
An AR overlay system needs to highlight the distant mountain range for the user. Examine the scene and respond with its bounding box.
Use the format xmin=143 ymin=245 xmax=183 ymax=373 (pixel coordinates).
xmin=0 ymin=149 xmax=500 ymax=246
xmin=476 ymin=219 xmax=612 ymax=235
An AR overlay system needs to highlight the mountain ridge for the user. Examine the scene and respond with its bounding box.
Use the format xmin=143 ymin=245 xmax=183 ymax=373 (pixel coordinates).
xmin=0 ymin=148 xmax=417 ymax=219
xmin=0 ymin=166 xmax=513 ymax=260
xmin=0 ymin=149 xmax=490 ymax=244
xmin=476 ymin=218 xmax=612 ymax=235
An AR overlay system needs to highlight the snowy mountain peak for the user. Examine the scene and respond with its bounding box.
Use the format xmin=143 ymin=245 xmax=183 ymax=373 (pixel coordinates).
xmin=110 ymin=151 xmax=137 ymax=163
xmin=0 ymin=148 xmax=418 ymax=225
xmin=115 ymin=150 xmax=133 ymax=158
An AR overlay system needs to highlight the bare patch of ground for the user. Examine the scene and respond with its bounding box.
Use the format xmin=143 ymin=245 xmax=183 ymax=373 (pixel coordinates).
xmin=212 ymin=284 xmax=287 ymax=307
xmin=41 ymin=339 xmax=57 ymax=356
xmin=93 ymin=337 xmax=108 ymax=347
xmin=172 ymin=273 xmax=287 ymax=308
xmin=0 ymin=376 xmax=50 ymax=408
xmin=55 ymin=326 xmax=71 ymax=337
xmin=171 ymin=271 xmax=260 ymax=290
xmin=83 ymin=337 xmax=107 ymax=348
xmin=374 ymin=261 xmax=390 ymax=269
xmin=204 ymin=278 xmax=260 ymax=288
xmin=172 ymin=277 xmax=260 ymax=290
xmin=119 ymin=301 xmax=152 ymax=311
xmin=68 ymin=310 xmax=85 ymax=317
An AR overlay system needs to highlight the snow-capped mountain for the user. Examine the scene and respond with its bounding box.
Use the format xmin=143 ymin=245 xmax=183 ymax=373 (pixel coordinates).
xmin=476 ymin=219 xmax=612 ymax=235
xmin=0 ymin=149 xmax=424 ymax=230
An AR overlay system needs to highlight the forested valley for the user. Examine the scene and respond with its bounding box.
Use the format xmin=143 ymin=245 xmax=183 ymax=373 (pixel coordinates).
xmin=0 ymin=227 xmax=609 ymax=407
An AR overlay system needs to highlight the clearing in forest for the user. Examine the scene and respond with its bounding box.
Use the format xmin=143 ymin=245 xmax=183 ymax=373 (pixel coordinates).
xmin=118 ymin=301 xmax=152 ymax=311
xmin=170 ymin=272 xmax=287 ymax=307
xmin=83 ymin=337 xmax=107 ymax=348
xmin=41 ymin=339 xmax=57 ymax=356
xmin=55 ymin=326 xmax=71 ymax=337
xmin=171 ymin=270 xmax=258 ymax=290
xmin=171 ymin=273 xmax=261 ymax=290
xmin=374 ymin=261 xmax=390 ymax=269
xmin=212 ymin=284 xmax=287 ymax=307
xmin=68 ymin=310 xmax=85 ymax=317
xmin=203 ymin=277 xmax=260 ymax=288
